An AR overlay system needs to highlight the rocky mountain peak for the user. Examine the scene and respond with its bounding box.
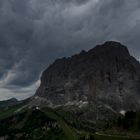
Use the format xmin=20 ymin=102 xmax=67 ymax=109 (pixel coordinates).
xmin=91 ymin=41 xmax=130 ymax=56
xmin=86 ymin=41 xmax=130 ymax=65
xmin=35 ymin=41 xmax=140 ymax=115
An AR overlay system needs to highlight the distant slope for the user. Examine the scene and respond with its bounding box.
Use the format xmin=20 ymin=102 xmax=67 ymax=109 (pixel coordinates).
xmin=0 ymin=98 xmax=18 ymax=108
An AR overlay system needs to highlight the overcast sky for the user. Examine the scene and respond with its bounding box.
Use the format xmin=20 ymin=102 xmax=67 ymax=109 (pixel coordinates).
xmin=0 ymin=0 xmax=140 ymax=100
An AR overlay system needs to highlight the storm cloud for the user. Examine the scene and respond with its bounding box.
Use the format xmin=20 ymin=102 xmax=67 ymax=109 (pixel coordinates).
xmin=0 ymin=0 xmax=140 ymax=100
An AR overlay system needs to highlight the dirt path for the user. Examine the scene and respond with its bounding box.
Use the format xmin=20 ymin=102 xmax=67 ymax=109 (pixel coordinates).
xmin=96 ymin=132 xmax=140 ymax=139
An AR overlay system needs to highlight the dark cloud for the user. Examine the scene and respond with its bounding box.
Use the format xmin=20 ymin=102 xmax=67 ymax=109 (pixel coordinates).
xmin=0 ymin=0 xmax=140 ymax=100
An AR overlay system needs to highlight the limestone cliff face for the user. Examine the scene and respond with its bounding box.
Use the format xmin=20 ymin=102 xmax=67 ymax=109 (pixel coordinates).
xmin=36 ymin=41 xmax=140 ymax=112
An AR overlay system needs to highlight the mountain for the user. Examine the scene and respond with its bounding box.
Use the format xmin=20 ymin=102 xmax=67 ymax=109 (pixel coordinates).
xmin=35 ymin=41 xmax=140 ymax=126
xmin=0 ymin=98 xmax=18 ymax=108
xmin=1 ymin=41 xmax=140 ymax=139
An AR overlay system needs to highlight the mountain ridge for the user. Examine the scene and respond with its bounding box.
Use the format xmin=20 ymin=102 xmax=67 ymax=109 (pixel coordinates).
xmin=0 ymin=98 xmax=18 ymax=108
xmin=35 ymin=41 xmax=140 ymax=126
xmin=1 ymin=41 xmax=140 ymax=139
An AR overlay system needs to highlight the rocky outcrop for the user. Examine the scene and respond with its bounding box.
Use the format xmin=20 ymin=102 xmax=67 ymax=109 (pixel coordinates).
xmin=36 ymin=41 xmax=140 ymax=114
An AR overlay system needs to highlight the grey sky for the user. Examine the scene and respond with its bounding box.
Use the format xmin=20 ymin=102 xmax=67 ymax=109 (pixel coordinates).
xmin=0 ymin=0 xmax=140 ymax=100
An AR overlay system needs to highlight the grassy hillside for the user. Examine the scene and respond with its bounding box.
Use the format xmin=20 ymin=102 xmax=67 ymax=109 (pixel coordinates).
xmin=0 ymin=105 xmax=94 ymax=140
xmin=0 ymin=103 xmax=140 ymax=140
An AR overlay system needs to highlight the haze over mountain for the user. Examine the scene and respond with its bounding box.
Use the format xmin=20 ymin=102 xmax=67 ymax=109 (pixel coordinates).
xmin=0 ymin=0 xmax=140 ymax=100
